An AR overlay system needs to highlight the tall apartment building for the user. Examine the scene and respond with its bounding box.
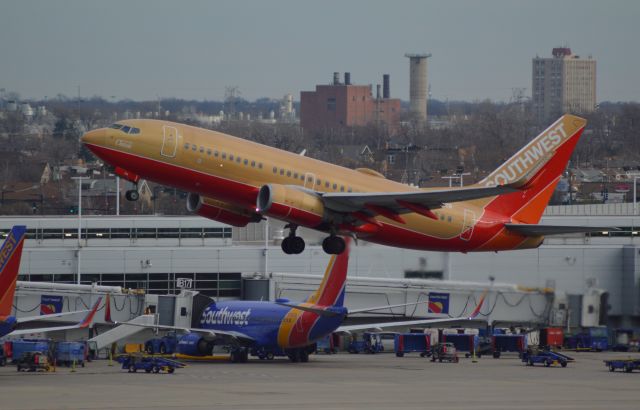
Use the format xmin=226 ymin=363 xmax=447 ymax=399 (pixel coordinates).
xmin=300 ymin=72 xmax=401 ymax=134
xmin=532 ymin=48 xmax=596 ymax=122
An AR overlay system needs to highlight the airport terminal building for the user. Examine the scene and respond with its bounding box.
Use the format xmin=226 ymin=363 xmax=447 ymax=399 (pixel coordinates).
xmin=3 ymin=202 xmax=640 ymax=330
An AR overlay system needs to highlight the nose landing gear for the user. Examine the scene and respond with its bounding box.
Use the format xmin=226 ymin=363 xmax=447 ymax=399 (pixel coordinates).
xmin=125 ymin=189 xmax=139 ymax=201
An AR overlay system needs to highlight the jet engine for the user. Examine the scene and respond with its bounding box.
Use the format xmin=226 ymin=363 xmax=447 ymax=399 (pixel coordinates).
xmin=256 ymin=184 xmax=326 ymax=228
xmin=186 ymin=193 xmax=262 ymax=227
xmin=176 ymin=333 xmax=214 ymax=356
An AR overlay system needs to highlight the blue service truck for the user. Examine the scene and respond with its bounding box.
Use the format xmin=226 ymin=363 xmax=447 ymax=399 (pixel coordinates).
xmin=565 ymin=327 xmax=609 ymax=351
xmin=522 ymin=347 xmax=574 ymax=367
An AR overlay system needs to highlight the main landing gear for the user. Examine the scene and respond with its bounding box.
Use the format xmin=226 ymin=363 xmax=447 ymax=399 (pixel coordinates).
xmin=280 ymin=225 xmax=346 ymax=255
xmin=281 ymin=224 xmax=305 ymax=255
xmin=322 ymin=235 xmax=346 ymax=255
xmin=286 ymin=347 xmax=310 ymax=363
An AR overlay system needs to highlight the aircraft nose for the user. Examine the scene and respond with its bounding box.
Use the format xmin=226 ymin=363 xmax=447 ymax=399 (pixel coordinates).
xmin=81 ymin=128 xmax=106 ymax=146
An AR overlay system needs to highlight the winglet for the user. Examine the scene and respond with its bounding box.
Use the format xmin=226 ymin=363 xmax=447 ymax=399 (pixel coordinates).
xmin=78 ymin=297 xmax=102 ymax=329
xmin=468 ymin=291 xmax=487 ymax=320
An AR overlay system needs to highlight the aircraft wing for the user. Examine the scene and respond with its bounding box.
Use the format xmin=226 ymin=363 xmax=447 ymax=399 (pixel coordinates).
xmin=10 ymin=298 xmax=102 ymax=337
xmin=321 ymin=184 xmax=520 ymax=214
xmin=16 ymin=309 xmax=91 ymax=324
xmin=504 ymin=224 xmax=617 ymax=236
xmin=114 ymin=321 xmax=256 ymax=345
xmin=337 ymin=292 xmax=486 ymax=333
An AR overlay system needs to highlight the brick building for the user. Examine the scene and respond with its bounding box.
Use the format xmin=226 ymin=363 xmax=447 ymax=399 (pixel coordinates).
xmin=300 ymin=72 xmax=400 ymax=134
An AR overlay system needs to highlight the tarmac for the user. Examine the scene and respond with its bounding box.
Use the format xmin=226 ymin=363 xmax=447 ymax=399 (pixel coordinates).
xmin=0 ymin=351 xmax=639 ymax=410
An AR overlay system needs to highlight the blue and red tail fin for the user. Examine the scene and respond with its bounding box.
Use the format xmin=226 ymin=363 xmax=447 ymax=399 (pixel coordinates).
xmin=0 ymin=226 xmax=27 ymax=319
xmin=305 ymin=237 xmax=351 ymax=307
xmin=78 ymin=297 xmax=102 ymax=329
xmin=479 ymin=114 xmax=587 ymax=224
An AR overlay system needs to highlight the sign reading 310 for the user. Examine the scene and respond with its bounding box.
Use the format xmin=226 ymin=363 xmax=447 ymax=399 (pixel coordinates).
xmin=176 ymin=278 xmax=193 ymax=289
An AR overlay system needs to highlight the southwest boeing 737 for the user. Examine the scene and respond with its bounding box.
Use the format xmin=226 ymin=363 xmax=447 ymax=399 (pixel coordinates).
xmin=82 ymin=114 xmax=606 ymax=255
xmin=0 ymin=226 xmax=102 ymax=338
xmin=119 ymin=238 xmax=486 ymax=362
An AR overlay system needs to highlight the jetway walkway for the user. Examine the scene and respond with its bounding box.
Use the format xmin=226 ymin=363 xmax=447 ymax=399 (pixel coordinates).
xmin=89 ymin=314 xmax=155 ymax=350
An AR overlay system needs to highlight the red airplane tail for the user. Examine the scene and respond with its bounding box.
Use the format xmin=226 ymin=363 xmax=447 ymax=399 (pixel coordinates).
xmin=479 ymin=115 xmax=587 ymax=223
xmin=305 ymin=237 xmax=351 ymax=307
xmin=0 ymin=226 xmax=27 ymax=319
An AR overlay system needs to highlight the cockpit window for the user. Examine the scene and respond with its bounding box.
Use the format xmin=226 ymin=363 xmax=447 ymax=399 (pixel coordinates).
xmin=109 ymin=123 xmax=139 ymax=134
xmin=109 ymin=123 xmax=123 ymax=129
xmin=121 ymin=125 xmax=131 ymax=133
xmin=129 ymin=127 xmax=140 ymax=134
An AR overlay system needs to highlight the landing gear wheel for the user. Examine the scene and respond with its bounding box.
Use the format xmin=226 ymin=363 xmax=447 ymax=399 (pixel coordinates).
xmin=266 ymin=352 xmax=275 ymax=360
xmin=299 ymin=350 xmax=309 ymax=363
xmin=281 ymin=236 xmax=305 ymax=254
xmin=125 ymin=190 xmax=139 ymax=201
xmin=322 ymin=236 xmax=346 ymax=255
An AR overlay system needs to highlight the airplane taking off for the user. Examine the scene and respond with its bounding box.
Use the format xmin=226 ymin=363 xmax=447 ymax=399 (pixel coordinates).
xmin=119 ymin=238 xmax=486 ymax=363
xmin=0 ymin=226 xmax=102 ymax=338
xmin=82 ymin=114 xmax=608 ymax=255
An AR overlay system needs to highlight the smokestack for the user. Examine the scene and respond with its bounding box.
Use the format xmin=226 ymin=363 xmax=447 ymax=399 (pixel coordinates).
xmin=344 ymin=72 xmax=351 ymax=85
xmin=383 ymin=74 xmax=390 ymax=99
xmin=333 ymin=72 xmax=340 ymax=85
xmin=376 ymin=84 xmax=381 ymax=100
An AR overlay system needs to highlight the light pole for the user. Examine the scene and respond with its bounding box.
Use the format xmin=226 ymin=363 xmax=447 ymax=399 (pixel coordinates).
xmin=71 ymin=176 xmax=89 ymax=285
xmin=634 ymin=176 xmax=640 ymax=215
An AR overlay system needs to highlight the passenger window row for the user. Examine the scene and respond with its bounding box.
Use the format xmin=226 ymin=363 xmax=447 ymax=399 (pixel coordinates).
xmin=183 ymin=143 xmax=263 ymax=170
xmin=183 ymin=142 xmax=356 ymax=193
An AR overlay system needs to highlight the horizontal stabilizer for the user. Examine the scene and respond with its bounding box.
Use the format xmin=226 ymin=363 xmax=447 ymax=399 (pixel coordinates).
xmin=505 ymin=223 xmax=617 ymax=236
xmin=277 ymin=302 xmax=342 ymax=318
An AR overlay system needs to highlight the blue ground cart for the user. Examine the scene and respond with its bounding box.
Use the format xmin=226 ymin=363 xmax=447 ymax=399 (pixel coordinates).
xmin=117 ymin=354 xmax=185 ymax=374
xmin=603 ymin=359 xmax=640 ymax=372
xmin=394 ymin=333 xmax=431 ymax=357
xmin=522 ymin=347 xmax=574 ymax=367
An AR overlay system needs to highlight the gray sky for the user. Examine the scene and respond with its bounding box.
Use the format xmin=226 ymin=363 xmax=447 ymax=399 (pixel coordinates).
xmin=1 ymin=0 xmax=638 ymax=102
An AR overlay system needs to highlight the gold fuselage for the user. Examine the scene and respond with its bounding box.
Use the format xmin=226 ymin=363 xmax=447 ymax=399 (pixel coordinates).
xmin=82 ymin=119 xmax=538 ymax=252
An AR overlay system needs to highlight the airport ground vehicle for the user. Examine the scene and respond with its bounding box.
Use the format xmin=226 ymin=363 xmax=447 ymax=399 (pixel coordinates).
xmin=145 ymin=332 xmax=178 ymax=355
xmin=394 ymin=333 xmax=431 ymax=357
xmin=117 ymin=354 xmax=184 ymax=374
xmin=348 ymin=332 xmax=388 ymax=354
xmin=315 ymin=335 xmax=337 ymax=354
xmin=16 ymin=351 xmax=50 ymax=372
xmin=565 ymin=327 xmax=609 ymax=351
xmin=0 ymin=343 xmax=6 ymax=366
xmin=522 ymin=347 xmax=573 ymax=367
xmin=431 ymin=343 xmax=459 ymax=363
xmin=603 ymin=359 xmax=640 ymax=372
xmin=442 ymin=333 xmax=480 ymax=358
xmin=55 ymin=341 xmax=86 ymax=367
xmin=491 ymin=334 xmax=526 ymax=358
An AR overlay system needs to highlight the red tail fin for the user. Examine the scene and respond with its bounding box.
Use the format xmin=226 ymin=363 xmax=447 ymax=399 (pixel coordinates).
xmin=78 ymin=297 xmax=102 ymax=329
xmin=306 ymin=237 xmax=351 ymax=307
xmin=0 ymin=226 xmax=27 ymax=319
xmin=481 ymin=115 xmax=587 ymax=223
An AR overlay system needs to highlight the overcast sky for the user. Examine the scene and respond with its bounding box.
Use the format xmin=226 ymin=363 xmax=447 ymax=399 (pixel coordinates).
xmin=1 ymin=0 xmax=638 ymax=102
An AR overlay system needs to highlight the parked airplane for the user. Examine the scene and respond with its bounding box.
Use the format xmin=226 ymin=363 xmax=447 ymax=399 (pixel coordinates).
xmin=118 ymin=238 xmax=486 ymax=362
xmin=0 ymin=225 xmax=102 ymax=338
xmin=82 ymin=114 xmax=607 ymax=255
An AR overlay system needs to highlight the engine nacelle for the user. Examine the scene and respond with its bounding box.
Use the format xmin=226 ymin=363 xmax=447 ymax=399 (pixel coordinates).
xmin=187 ymin=193 xmax=261 ymax=227
xmin=256 ymin=184 xmax=325 ymax=228
xmin=176 ymin=333 xmax=214 ymax=356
